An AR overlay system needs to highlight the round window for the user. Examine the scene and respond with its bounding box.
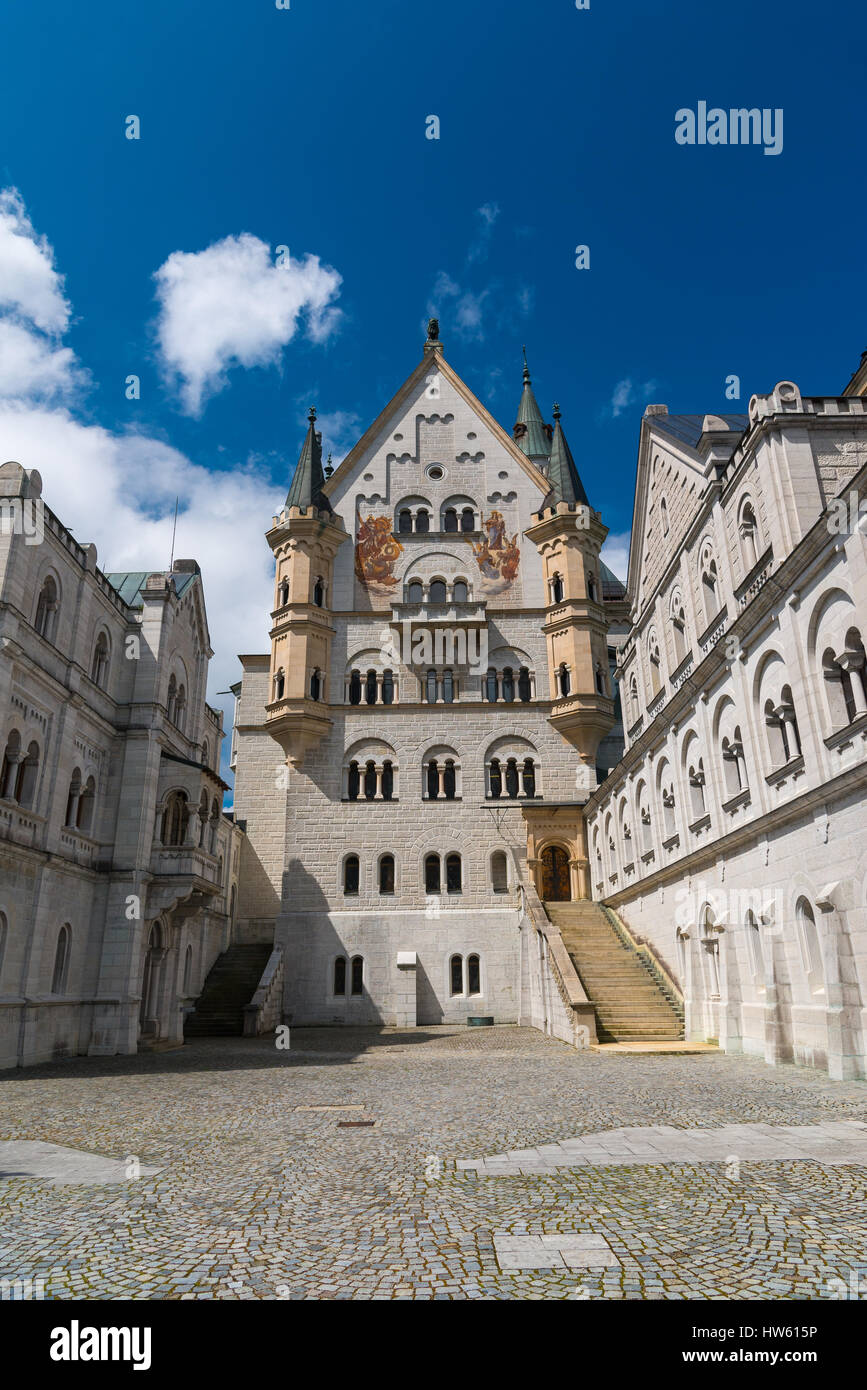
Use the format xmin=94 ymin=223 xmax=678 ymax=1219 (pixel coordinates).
xmin=426 ymin=464 xmax=445 ymax=481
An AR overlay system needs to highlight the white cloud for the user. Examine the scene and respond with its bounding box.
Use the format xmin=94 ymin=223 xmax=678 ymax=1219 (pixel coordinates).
xmin=601 ymin=530 xmax=631 ymax=583
xmin=0 ymin=189 xmax=70 ymax=333
xmin=153 ymin=233 xmax=343 ymax=416
xmin=467 ymin=202 xmax=500 ymax=264
xmin=0 ymin=190 xmax=294 ymax=770
xmin=609 ymin=378 xmax=658 ymax=419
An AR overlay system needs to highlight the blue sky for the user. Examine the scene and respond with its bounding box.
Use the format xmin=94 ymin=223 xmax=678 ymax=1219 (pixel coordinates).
xmin=0 ymin=0 xmax=864 ymax=764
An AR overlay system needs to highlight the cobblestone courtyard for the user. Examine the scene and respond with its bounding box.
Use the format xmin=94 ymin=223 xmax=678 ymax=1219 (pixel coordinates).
xmin=2 ymin=1026 xmax=867 ymax=1300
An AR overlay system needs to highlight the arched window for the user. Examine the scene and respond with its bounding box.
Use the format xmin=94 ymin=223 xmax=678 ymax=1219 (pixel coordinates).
xmin=442 ymin=669 xmax=454 ymax=703
xmin=671 ymin=599 xmax=687 ymax=664
xmin=278 ymin=577 xmax=289 ymax=605
xmin=662 ymin=783 xmax=676 ymax=838
xmin=334 ymin=956 xmax=347 ymax=996
xmin=382 ymin=669 xmax=394 ymax=704
xmin=660 ymin=497 xmax=669 ymax=537
xmin=351 ymin=956 xmax=364 ymax=995
xmin=77 ymin=776 xmax=96 ymax=835
xmin=446 ymin=853 xmax=462 ymax=893
xmin=161 ymin=792 xmax=189 ymax=847
xmin=461 ymin=508 xmax=475 ymax=532
xmin=183 ymin=944 xmax=193 ymax=995
xmin=313 ymin=577 xmax=325 ymax=607
xmin=348 ymin=668 xmax=361 ymax=704
xmin=1 ymin=730 xmax=21 ymax=801
xmin=594 ymin=663 xmax=606 ymax=695
xmin=407 ymin=580 xmax=423 ymax=603
xmin=453 ymin=580 xmax=469 ymax=603
xmin=175 ymin=684 xmax=187 ymax=733
xmin=309 ymin=668 xmax=322 ymax=701
xmin=426 ymin=668 xmax=438 ymax=704
xmin=65 ymin=769 xmax=82 ymax=827
xmin=558 ymin=663 xmax=571 ymax=697
xmin=739 ymin=500 xmax=758 ymax=571
xmin=347 ymin=761 xmax=360 ymax=800
xmin=365 ymin=669 xmax=378 ymax=704
xmin=51 ymin=924 xmax=71 ymax=994
xmin=501 ymin=667 xmax=515 ymax=703
xmin=90 ymin=632 xmax=110 ymax=688
xmin=521 ymin=757 xmax=536 ymax=798
xmin=518 ymin=667 xmax=531 ymax=702
xmin=426 ymin=759 xmax=439 ymax=799
xmin=505 ymin=758 xmax=519 ymax=798
xmin=425 ymin=854 xmax=441 ymax=894
xmin=343 ymin=854 xmax=360 ymax=895
xmin=796 ymin=897 xmax=824 ymax=995
xmin=415 ymin=509 xmax=430 ymax=533
xmin=491 ymin=851 xmax=508 ymax=894
xmin=209 ymin=797 xmax=220 ymax=855
xmin=398 ymin=509 xmax=412 ymax=534
xmin=551 ymin=573 xmax=564 ymax=604
xmin=443 ymin=508 xmax=458 ymax=532
xmin=588 ymin=574 xmax=598 ymax=603
xmin=702 ymin=554 xmax=719 ymax=620
xmin=488 ymin=758 xmax=502 ymax=798
xmin=467 ymin=954 xmax=480 ymax=994
xmin=721 ymin=727 xmax=747 ymax=797
xmin=16 ymin=741 xmax=40 ymax=808
xmin=450 ymin=954 xmax=463 ymax=995
xmin=442 ymin=759 xmax=456 ymax=800
xmin=485 ymin=667 xmax=498 ymax=702
xmin=429 ymin=579 xmax=447 ymax=605
xmin=166 ymin=674 xmax=177 ymax=724
xmin=363 ymin=760 xmax=377 ymax=800
xmin=34 ymin=575 xmax=59 ymax=641
xmin=379 ymin=854 xmax=395 ymax=894
xmin=382 ymin=760 xmax=394 ymax=801
xmin=688 ymin=758 xmax=706 ymax=820
xmin=649 ymin=637 xmax=661 ymax=696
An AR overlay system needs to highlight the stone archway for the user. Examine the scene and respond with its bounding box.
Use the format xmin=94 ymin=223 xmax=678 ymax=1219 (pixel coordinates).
xmin=540 ymin=844 xmax=571 ymax=902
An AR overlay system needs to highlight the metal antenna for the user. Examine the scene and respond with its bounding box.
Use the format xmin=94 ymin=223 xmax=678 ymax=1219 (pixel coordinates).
xmin=168 ymin=496 xmax=179 ymax=571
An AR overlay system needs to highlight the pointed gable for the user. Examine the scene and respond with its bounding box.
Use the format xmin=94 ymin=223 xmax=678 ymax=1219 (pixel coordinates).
xmin=542 ymin=405 xmax=590 ymax=508
xmin=286 ymin=407 xmax=331 ymax=512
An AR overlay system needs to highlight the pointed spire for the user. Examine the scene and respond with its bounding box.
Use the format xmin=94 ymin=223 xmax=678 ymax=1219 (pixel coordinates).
xmin=513 ymin=347 xmax=551 ymax=460
xmin=543 ymin=403 xmax=590 ymax=508
xmin=285 ymin=406 xmax=332 ymax=512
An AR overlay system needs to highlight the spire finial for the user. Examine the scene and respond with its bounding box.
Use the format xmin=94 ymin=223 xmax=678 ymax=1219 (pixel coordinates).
xmin=522 ymin=344 xmax=530 ymax=384
xmin=552 ymin=401 xmax=561 ymax=421
xmin=307 ymin=405 xmax=317 ymax=424
xmin=324 ymin=452 xmax=333 ymax=478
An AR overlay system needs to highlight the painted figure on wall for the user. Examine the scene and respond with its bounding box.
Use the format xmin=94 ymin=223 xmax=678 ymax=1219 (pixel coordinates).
xmin=471 ymin=509 xmax=520 ymax=593
xmin=355 ymin=512 xmax=404 ymax=593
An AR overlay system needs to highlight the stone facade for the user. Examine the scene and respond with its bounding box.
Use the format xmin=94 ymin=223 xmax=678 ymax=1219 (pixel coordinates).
xmin=232 ymin=336 xmax=627 ymax=1026
xmin=585 ymin=374 xmax=867 ymax=1079
xmin=0 ymin=461 xmax=241 ymax=1069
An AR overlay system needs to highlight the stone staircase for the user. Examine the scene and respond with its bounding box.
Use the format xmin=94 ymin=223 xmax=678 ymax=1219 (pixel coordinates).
xmin=184 ymin=945 xmax=273 ymax=1038
xmin=543 ymin=901 xmax=683 ymax=1043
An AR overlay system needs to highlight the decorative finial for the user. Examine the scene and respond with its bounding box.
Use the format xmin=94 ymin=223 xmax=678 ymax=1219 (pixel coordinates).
xmin=522 ymin=345 xmax=530 ymax=383
xmin=427 ymin=317 xmax=439 ymax=341
xmin=307 ymin=406 xmax=317 ymax=424
xmin=553 ymin=401 xmax=561 ymax=421
xmin=324 ymin=452 xmax=333 ymax=478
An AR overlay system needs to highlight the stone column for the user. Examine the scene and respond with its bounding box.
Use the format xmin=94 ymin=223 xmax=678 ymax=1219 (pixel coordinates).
xmin=839 ymin=652 xmax=867 ymax=716
xmin=374 ymin=765 xmax=383 ymax=800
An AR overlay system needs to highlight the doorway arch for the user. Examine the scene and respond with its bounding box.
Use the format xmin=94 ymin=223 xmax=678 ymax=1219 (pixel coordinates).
xmin=540 ymin=844 xmax=571 ymax=901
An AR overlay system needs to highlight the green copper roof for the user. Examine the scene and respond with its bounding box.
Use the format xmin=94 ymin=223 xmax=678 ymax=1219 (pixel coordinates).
xmin=286 ymin=407 xmax=332 ymax=512
xmin=542 ymin=404 xmax=590 ymax=508
xmin=514 ymin=349 xmax=551 ymax=460
xmin=106 ymin=570 xmax=198 ymax=608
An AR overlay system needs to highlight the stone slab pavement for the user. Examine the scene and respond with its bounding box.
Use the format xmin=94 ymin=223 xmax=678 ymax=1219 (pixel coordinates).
xmin=1 ymin=1026 xmax=866 ymax=1300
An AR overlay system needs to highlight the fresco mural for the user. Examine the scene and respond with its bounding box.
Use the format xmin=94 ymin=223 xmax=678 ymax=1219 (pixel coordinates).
xmin=355 ymin=511 xmax=403 ymax=594
xmin=471 ymin=510 xmax=520 ymax=594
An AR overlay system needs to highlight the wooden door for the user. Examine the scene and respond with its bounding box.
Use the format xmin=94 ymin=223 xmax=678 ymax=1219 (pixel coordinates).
xmin=540 ymin=845 xmax=571 ymax=901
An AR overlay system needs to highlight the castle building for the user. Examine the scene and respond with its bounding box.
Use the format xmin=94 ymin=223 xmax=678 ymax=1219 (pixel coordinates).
xmin=0 ymin=461 xmax=240 ymax=1069
xmin=232 ymin=326 xmax=628 ymax=1026
xmin=585 ymin=363 xmax=867 ymax=1078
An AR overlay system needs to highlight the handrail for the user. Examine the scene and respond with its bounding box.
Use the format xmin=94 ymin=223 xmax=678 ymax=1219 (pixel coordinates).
xmin=600 ymin=905 xmax=684 ymax=1007
xmin=243 ymin=946 xmax=284 ymax=1036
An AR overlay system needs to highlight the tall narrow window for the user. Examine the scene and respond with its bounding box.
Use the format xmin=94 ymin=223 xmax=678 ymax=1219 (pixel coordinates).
xmin=502 ymin=667 xmax=515 ymax=702
xmin=426 ymin=760 xmax=439 ymax=799
xmin=34 ymin=575 xmax=59 ymax=641
xmin=365 ymin=669 xmax=378 ymax=704
xmin=351 ymin=956 xmax=364 ymax=995
xmin=77 ymin=776 xmax=96 ymax=835
xmin=344 ymin=855 xmax=359 ymax=895
xmin=183 ymin=944 xmax=193 ymax=995
xmin=426 ymin=669 xmax=438 ymax=704
xmin=485 ymin=668 xmax=498 ymax=702
xmin=381 ymin=760 xmax=394 ymax=801
xmin=443 ymin=508 xmax=458 ymax=532
xmin=518 ymin=667 xmax=531 ymax=702
xmin=446 ymin=853 xmax=462 ymax=893
xmin=489 ymin=758 xmax=502 ymax=798
xmin=309 ymin=668 xmax=322 ymax=701
xmin=334 ymin=956 xmax=347 ymax=996
xmin=702 ymin=558 xmax=719 ymax=620
xmin=363 ymin=760 xmax=377 ymax=800
xmin=382 ymin=669 xmax=394 ymax=704
xmin=453 ymin=580 xmax=468 ymax=603
xmin=278 ymin=577 xmax=289 ymax=605
xmin=407 ymin=580 xmax=423 ymax=603
xmin=349 ymin=669 xmax=362 ymax=704
xmin=398 ymin=509 xmax=412 ymax=534
xmin=313 ymin=577 xmax=325 ymax=607
xmin=491 ymin=851 xmax=508 ymax=893
xmin=425 ymin=854 xmax=441 ymax=894
xmin=505 ymin=759 xmax=519 ymax=798
xmin=558 ymin=664 xmax=570 ymax=696
xmin=551 ymin=574 xmax=564 ymax=604
xmin=461 ymin=508 xmax=475 ymax=532
xmin=442 ymin=669 xmax=454 ymax=703
xmin=415 ymin=509 xmax=430 ymax=533
xmin=52 ymin=924 xmax=70 ymax=994
xmin=450 ymin=955 xmax=463 ymax=996
xmin=739 ymin=501 xmax=758 ymax=571
xmin=467 ymin=954 xmax=480 ymax=994
xmin=273 ymin=669 xmax=285 ymax=700
xmin=91 ymin=633 xmax=110 ymax=688
xmin=429 ymin=579 xmax=447 ymax=604
xmin=521 ymin=758 xmax=536 ymax=798
xmin=443 ymin=759 xmax=456 ymax=799
xmin=17 ymin=741 xmax=40 ymax=809
xmin=347 ymin=761 xmax=360 ymax=800
xmin=379 ymin=854 xmax=395 ymax=894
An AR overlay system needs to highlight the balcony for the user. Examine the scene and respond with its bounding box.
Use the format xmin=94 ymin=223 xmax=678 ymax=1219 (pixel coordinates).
xmin=390 ymin=599 xmax=488 ymax=630
xmin=149 ymin=844 xmax=223 ymax=918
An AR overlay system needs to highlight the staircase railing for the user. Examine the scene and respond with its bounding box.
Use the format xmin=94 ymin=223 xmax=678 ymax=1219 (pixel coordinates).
xmin=599 ymin=905 xmax=684 ymax=1016
xmin=511 ymin=850 xmax=597 ymax=1048
xmin=243 ymin=946 xmax=284 ymax=1037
